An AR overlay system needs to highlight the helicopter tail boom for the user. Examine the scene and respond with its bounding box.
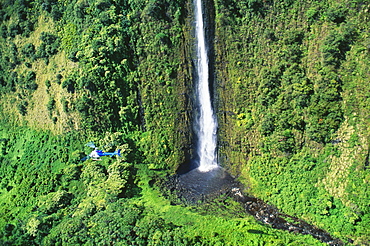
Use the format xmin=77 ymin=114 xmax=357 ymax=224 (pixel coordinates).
xmin=115 ymin=149 xmax=121 ymax=157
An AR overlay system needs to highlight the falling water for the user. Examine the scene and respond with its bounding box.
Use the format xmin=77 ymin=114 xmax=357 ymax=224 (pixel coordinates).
xmin=194 ymin=0 xmax=218 ymax=172
xmin=170 ymin=2 xmax=344 ymax=244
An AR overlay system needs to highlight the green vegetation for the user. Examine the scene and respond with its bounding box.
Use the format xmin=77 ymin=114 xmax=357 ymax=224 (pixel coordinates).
xmin=0 ymin=122 xmax=324 ymax=245
xmin=215 ymin=0 xmax=370 ymax=244
xmin=0 ymin=0 xmax=369 ymax=245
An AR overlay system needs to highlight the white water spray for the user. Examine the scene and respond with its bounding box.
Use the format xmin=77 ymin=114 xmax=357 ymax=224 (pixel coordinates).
xmin=194 ymin=0 xmax=218 ymax=172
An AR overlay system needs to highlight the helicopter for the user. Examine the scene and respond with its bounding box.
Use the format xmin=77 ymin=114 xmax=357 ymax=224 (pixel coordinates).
xmin=81 ymin=142 xmax=121 ymax=161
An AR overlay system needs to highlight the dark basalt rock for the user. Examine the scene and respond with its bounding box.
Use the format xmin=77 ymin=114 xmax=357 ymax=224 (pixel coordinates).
xmin=166 ymin=167 xmax=237 ymax=203
xmin=231 ymin=188 xmax=344 ymax=246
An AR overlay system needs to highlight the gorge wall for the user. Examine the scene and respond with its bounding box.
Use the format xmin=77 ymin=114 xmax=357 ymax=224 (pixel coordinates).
xmin=213 ymin=1 xmax=369 ymax=245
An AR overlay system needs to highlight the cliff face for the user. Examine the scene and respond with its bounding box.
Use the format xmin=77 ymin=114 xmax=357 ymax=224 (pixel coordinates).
xmin=214 ymin=0 xmax=370 ymax=244
xmin=127 ymin=0 xmax=195 ymax=171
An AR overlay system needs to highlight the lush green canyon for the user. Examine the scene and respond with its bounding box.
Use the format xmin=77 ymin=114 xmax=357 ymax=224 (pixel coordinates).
xmin=0 ymin=0 xmax=369 ymax=245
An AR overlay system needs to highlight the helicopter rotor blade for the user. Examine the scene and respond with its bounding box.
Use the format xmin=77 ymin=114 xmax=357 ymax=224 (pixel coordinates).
xmin=86 ymin=142 xmax=96 ymax=148
xmin=102 ymin=142 xmax=114 ymax=149
xmin=81 ymin=155 xmax=91 ymax=161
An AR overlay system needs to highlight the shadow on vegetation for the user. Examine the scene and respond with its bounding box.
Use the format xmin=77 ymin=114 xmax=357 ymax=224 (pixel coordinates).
xmin=247 ymin=229 xmax=266 ymax=235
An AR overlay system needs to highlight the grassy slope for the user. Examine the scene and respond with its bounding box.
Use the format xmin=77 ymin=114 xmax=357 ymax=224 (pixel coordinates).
xmin=1 ymin=14 xmax=81 ymax=134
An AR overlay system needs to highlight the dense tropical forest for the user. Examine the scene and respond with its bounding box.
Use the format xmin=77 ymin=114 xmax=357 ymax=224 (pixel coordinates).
xmin=0 ymin=0 xmax=369 ymax=245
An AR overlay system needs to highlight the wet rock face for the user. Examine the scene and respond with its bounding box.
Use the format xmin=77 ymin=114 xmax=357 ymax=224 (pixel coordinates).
xmin=167 ymin=167 xmax=237 ymax=203
xmin=165 ymin=169 xmax=344 ymax=246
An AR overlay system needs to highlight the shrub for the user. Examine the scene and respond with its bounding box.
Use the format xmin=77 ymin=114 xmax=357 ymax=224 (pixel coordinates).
xmin=45 ymin=79 xmax=51 ymax=88
xmin=56 ymin=74 xmax=62 ymax=84
xmin=61 ymin=97 xmax=68 ymax=112
xmin=8 ymin=22 xmax=21 ymax=37
xmin=68 ymin=50 xmax=79 ymax=62
xmin=325 ymin=6 xmax=347 ymax=24
xmin=61 ymin=78 xmax=75 ymax=93
xmin=260 ymin=113 xmax=276 ymax=136
xmin=0 ymin=24 xmax=7 ymax=38
xmin=22 ymin=71 xmax=38 ymax=91
xmin=41 ymin=2 xmax=52 ymax=12
xmin=46 ymin=98 xmax=55 ymax=113
xmin=36 ymin=32 xmax=60 ymax=58
xmin=51 ymin=5 xmax=63 ymax=21
xmin=17 ymin=101 xmax=28 ymax=115
xmin=25 ymin=71 xmax=36 ymax=82
xmin=76 ymin=96 xmax=92 ymax=115
xmin=321 ymin=25 xmax=357 ymax=68
xmin=40 ymin=32 xmax=58 ymax=45
xmin=276 ymin=129 xmax=296 ymax=154
xmin=283 ymin=30 xmax=304 ymax=45
xmin=306 ymin=6 xmax=320 ymax=23
xmin=21 ymin=43 xmax=36 ymax=59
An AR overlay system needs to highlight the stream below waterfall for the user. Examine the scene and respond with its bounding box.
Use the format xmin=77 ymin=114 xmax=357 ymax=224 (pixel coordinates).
xmin=166 ymin=169 xmax=344 ymax=246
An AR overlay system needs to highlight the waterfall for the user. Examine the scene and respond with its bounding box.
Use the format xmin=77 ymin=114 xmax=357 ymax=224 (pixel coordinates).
xmin=194 ymin=0 xmax=218 ymax=172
